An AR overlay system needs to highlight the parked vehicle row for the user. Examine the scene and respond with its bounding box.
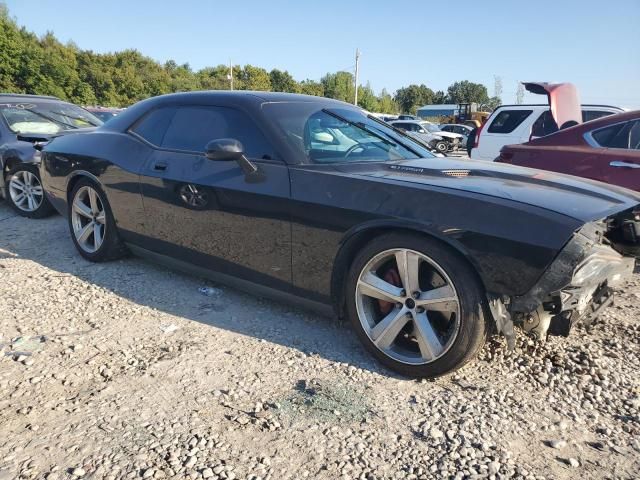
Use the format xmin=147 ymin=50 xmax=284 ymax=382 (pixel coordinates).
xmin=389 ymin=120 xmax=464 ymax=153
xmin=0 ymin=94 xmax=103 ymax=217
xmin=2 ymin=90 xmax=639 ymax=378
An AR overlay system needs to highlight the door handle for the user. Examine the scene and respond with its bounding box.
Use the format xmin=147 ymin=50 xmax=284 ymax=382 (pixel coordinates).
xmin=153 ymin=162 xmax=168 ymax=171
xmin=610 ymin=161 xmax=640 ymax=169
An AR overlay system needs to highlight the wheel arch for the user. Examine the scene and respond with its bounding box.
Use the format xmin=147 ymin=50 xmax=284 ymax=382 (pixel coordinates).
xmin=330 ymin=220 xmax=489 ymax=318
xmin=65 ymin=170 xmax=103 ymax=202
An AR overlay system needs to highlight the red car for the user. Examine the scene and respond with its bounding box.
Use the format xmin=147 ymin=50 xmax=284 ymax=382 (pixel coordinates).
xmin=496 ymin=85 xmax=640 ymax=191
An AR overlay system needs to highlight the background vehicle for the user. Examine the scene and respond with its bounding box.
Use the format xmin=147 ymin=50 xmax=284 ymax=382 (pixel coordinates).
xmin=497 ymin=110 xmax=640 ymax=192
xmin=85 ymin=107 xmax=122 ymax=122
xmin=41 ymin=91 xmax=639 ymax=378
xmin=471 ymin=104 xmax=623 ymax=161
xmin=397 ymin=114 xmax=419 ymax=121
xmin=439 ymin=123 xmax=474 ymax=147
xmin=390 ymin=120 xmax=463 ymax=153
xmin=0 ymin=93 xmax=102 ymax=217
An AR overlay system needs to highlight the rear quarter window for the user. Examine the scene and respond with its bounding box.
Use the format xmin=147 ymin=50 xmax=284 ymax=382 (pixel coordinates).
xmin=487 ymin=110 xmax=533 ymax=134
xmin=582 ymin=110 xmax=615 ymax=122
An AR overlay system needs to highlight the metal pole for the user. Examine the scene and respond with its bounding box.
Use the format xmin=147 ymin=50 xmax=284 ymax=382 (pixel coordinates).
xmin=354 ymin=48 xmax=360 ymax=105
xmin=229 ymin=59 xmax=234 ymax=91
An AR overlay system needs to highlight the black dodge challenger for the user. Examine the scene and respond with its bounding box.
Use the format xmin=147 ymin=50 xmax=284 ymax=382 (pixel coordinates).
xmin=40 ymin=91 xmax=639 ymax=377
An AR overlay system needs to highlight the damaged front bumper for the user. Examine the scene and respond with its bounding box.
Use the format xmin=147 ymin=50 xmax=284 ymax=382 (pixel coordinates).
xmin=489 ymin=220 xmax=636 ymax=348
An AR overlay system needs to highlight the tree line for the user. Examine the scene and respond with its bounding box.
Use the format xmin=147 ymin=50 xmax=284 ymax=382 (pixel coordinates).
xmin=0 ymin=5 xmax=497 ymax=114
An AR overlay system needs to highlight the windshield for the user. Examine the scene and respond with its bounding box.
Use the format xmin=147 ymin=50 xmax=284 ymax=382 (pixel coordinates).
xmin=263 ymin=103 xmax=433 ymax=164
xmin=0 ymin=101 xmax=102 ymax=134
xmin=421 ymin=122 xmax=440 ymax=133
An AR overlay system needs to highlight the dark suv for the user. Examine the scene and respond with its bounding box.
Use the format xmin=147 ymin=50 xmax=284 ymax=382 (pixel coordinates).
xmin=0 ymin=94 xmax=102 ymax=217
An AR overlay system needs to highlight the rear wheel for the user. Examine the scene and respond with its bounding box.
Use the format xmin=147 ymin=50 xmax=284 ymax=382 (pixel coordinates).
xmin=345 ymin=233 xmax=489 ymax=378
xmin=68 ymin=178 xmax=127 ymax=262
xmin=5 ymin=164 xmax=54 ymax=218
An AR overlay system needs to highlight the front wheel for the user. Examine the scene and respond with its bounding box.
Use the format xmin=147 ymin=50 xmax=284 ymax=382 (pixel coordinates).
xmin=68 ymin=178 xmax=127 ymax=262
xmin=435 ymin=141 xmax=448 ymax=153
xmin=5 ymin=164 xmax=54 ymax=218
xmin=345 ymin=233 xmax=489 ymax=378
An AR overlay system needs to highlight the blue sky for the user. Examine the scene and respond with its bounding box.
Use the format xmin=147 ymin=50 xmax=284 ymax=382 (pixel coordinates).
xmin=6 ymin=0 xmax=640 ymax=108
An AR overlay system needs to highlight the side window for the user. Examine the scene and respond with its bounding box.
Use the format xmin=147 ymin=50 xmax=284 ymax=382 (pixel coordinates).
xmin=487 ymin=110 xmax=533 ymax=134
xmin=591 ymin=121 xmax=636 ymax=149
xmin=629 ymin=121 xmax=640 ymax=150
xmin=582 ymin=110 xmax=614 ymax=123
xmin=531 ymin=111 xmax=558 ymax=137
xmin=130 ymin=107 xmax=176 ymax=146
xmin=160 ymin=106 xmax=275 ymax=159
xmin=394 ymin=122 xmax=409 ymax=131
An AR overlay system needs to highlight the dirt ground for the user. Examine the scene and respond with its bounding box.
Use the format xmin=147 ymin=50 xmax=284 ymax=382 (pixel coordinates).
xmin=1 ymin=201 xmax=638 ymax=480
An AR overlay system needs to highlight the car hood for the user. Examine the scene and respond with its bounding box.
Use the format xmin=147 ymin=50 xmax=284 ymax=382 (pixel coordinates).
xmin=434 ymin=131 xmax=463 ymax=140
xmin=342 ymin=157 xmax=640 ymax=223
xmin=17 ymin=127 xmax=97 ymax=144
xmin=524 ymin=82 xmax=582 ymax=129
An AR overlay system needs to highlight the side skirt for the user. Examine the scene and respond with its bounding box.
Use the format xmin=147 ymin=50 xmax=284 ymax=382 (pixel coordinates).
xmin=126 ymin=243 xmax=335 ymax=318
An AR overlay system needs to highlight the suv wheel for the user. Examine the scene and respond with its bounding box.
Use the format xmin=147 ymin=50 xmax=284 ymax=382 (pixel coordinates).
xmin=5 ymin=164 xmax=54 ymax=218
xmin=435 ymin=141 xmax=448 ymax=153
xmin=345 ymin=233 xmax=489 ymax=378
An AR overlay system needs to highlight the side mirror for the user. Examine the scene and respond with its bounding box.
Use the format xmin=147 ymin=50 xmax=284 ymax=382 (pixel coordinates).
xmin=205 ymin=138 xmax=258 ymax=176
xmin=205 ymin=138 xmax=244 ymax=161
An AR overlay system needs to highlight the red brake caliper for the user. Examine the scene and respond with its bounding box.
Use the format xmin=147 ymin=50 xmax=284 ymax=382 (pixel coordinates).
xmin=378 ymin=268 xmax=402 ymax=315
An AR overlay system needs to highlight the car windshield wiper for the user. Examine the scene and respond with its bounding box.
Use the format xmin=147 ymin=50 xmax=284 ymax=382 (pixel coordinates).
xmin=50 ymin=110 xmax=100 ymax=127
xmin=323 ymin=110 xmax=397 ymax=147
xmin=26 ymin=110 xmax=79 ymax=130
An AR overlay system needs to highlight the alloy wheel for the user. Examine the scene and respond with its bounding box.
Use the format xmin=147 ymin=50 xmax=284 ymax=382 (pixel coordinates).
xmin=8 ymin=169 xmax=44 ymax=212
xmin=71 ymin=186 xmax=106 ymax=253
xmin=355 ymin=248 xmax=461 ymax=365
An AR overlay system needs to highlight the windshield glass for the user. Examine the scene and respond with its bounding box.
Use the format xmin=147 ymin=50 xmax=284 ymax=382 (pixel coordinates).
xmin=0 ymin=101 xmax=102 ymax=134
xmin=421 ymin=122 xmax=440 ymax=133
xmin=263 ymin=103 xmax=433 ymax=164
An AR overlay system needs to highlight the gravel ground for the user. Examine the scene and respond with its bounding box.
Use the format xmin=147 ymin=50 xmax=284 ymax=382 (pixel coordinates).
xmin=1 ymin=201 xmax=639 ymax=480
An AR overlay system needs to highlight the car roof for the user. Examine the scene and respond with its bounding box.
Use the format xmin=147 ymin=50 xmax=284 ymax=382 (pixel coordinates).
xmin=0 ymin=93 xmax=62 ymax=102
xmin=494 ymin=103 xmax=623 ymax=111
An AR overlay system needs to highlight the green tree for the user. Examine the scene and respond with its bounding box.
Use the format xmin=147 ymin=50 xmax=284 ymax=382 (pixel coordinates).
xmin=269 ymin=68 xmax=299 ymax=93
xmin=446 ymin=80 xmax=489 ymax=104
xmin=394 ymin=84 xmax=434 ymax=114
xmin=356 ymin=82 xmax=379 ymax=111
xmin=377 ymin=88 xmax=398 ymax=114
xmin=321 ymin=71 xmax=354 ymax=103
xmin=299 ymin=79 xmax=324 ymax=97
xmin=239 ymin=65 xmax=271 ymax=91
xmin=432 ymin=90 xmax=447 ymax=104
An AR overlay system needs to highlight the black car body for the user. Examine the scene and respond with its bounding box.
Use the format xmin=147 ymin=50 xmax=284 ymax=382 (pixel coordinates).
xmin=40 ymin=91 xmax=639 ymax=377
xmin=0 ymin=94 xmax=101 ymax=217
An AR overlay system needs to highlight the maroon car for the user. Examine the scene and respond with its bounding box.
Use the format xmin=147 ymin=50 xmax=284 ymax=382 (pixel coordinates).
xmin=497 ymin=109 xmax=640 ymax=191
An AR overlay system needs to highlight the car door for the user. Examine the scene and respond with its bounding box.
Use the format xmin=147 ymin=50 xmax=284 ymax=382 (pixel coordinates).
xmin=592 ymin=119 xmax=640 ymax=191
xmin=133 ymin=104 xmax=292 ymax=286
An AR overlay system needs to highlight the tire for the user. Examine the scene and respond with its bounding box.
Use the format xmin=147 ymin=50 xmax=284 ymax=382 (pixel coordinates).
xmin=345 ymin=232 xmax=489 ymax=378
xmin=68 ymin=178 xmax=127 ymax=262
xmin=435 ymin=141 xmax=448 ymax=153
xmin=5 ymin=163 xmax=54 ymax=218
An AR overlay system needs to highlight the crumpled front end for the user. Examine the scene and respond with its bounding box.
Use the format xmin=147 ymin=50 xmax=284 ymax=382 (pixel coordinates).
xmin=490 ymin=215 xmax=637 ymax=347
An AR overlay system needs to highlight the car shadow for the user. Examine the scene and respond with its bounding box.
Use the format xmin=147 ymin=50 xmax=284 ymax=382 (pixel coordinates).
xmin=0 ymin=202 xmax=404 ymax=379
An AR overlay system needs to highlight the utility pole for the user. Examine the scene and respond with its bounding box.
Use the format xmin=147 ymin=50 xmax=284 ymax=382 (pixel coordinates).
xmin=354 ymin=48 xmax=360 ymax=105
xmin=228 ymin=59 xmax=234 ymax=91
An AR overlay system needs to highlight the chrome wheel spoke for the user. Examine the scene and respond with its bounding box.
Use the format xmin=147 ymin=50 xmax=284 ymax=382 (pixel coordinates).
xmin=416 ymin=286 xmax=457 ymax=308
xmin=395 ymin=250 xmax=420 ymax=294
xmin=89 ymin=188 xmax=99 ymax=214
xmin=73 ymin=199 xmax=93 ymax=219
xmin=358 ymin=271 xmax=404 ymax=303
xmin=76 ymin=222 xmax=94 ymax=244
xmin=413 ymin=311 xmax=444 ymax=361
xmin=95 ymin=212 xmax=106 ymax=224
xmin=93 ymin=224 xmax=103 ymax=250
xmin=9 ymin=179 xmax=25 ymax=192
xmin=30 ymin=186 xmax=43 ymax=196
xmin=371 ymin=307 xmax=410 ymax=349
